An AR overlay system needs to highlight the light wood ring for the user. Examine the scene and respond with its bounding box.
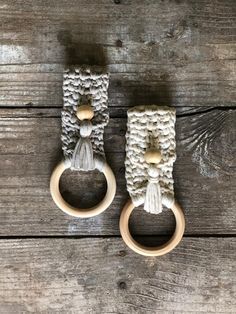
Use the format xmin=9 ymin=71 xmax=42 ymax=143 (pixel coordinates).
xmin=119 ymin=199 xmax=185 ymax=256
xmin=50 ymin=160 xmax=116 ymax=218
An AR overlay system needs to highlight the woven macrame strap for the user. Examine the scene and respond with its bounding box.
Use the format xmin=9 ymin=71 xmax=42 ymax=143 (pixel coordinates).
xmin=125 ymin=105 xmax=176 ymax=213
xmin=61 ymin=67 xmax=109 ymax=172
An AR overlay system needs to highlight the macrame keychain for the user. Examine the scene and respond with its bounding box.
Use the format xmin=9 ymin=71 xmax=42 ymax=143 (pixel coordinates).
xmin=120 ymin=105 xmax=185 ymax=256
xmin=50 ymin=67 xmax=116 ymax=218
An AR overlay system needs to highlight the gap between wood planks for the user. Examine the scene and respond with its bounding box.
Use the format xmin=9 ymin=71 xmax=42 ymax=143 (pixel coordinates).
xmin=0 ymin=105 xmax=235 ymax=119
xmin=0 ymin=234 xmax=235 ymax=240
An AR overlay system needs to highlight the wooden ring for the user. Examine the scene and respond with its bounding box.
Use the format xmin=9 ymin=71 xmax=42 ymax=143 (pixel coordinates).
xmin=50 ymin=160 xmax=116 ymax=218
xmin=119 ymin=199 xmax=185 ymax=256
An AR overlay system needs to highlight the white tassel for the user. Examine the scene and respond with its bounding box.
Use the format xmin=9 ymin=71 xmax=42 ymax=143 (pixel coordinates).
xmin=71 ymin=120 xmax=95 ymax=171
xmin=72 ymin=137 xmax=94 ymax=170
xmin=144 ymin=166 xmax=162 ymax=214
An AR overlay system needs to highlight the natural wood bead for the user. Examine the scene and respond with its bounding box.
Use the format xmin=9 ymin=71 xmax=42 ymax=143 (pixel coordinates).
xmin=76 ymin=105 xmax=94 ymax=121
xmin=144 ymin=149 xmax=162 ymax=164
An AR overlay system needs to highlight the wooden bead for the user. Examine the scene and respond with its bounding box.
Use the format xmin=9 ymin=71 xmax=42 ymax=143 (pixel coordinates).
xmin=76 ymin=105 xmax=94 ymax=120
xmin=144 ymin=149 xmax=162 ymax=164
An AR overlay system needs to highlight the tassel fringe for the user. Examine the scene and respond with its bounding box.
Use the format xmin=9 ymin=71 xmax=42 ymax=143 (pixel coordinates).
xmin=144 ymin=166 xmax=162 ymax=214
xmin=144 ymin=179 xmax=162 ymax=214
xmin=71 ymin=120 xmax=95 ymax=171
xmin=71 ymin=137 xmax=94 ymax=171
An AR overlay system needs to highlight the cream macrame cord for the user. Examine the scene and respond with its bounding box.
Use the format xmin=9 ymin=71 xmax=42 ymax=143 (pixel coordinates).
xmin=50 ymin=67 xmax=116 ymax=218
xmin=126 ymin=105 xmax=176 ymax=213
xmin=120 ymin=105 xmax=185 ymax=256
xmin=62 ymin=67 xmax=110 ymax=171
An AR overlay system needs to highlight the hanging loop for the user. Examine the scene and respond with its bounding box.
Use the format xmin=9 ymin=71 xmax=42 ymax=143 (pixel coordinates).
xmin=51 ymin=68 xmax=115 ymax=218
xmin=50 ymin=158 xmax=116 ymax=218
xmin=120 ymin=199 xmax=185 ymax=257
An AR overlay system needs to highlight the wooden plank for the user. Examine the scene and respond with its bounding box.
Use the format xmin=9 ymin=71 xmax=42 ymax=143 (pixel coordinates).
xmin=0 ymin=237 xmax=235 ymax=313
xmin=0 ymin=108 xmax=235 ymax=236
xmin=0 ymin=0 xmax=235 ymax=107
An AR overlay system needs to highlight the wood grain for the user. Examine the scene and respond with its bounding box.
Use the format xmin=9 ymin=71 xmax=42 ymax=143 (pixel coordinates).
xmin=0 ymin=108 xmax=235 ymax=236
xmin=0 ymin=237 xmax=235 ymax=313
xmin=0 ymin=0 xmax=235 ymax=107
xmin=0 ymin=0 xmax=235 ymax=310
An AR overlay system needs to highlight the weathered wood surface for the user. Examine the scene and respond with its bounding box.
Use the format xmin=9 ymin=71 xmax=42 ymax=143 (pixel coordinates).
xmin=0 ymin=238 xmax=235 ymax=313
xmin=0 ymin=0 xmax=235 ymax=107
xmin=0 ymin=108 xmax=235 ymax=236
xmin=0 ymin=0 xmax=235 ymax=311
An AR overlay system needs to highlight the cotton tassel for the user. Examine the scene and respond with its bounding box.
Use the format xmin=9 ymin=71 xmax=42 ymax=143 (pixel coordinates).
xmin=71 ymin=120 xmax=95 ymax=171
xmin=144 ymin=166 xmax=162 ymax=214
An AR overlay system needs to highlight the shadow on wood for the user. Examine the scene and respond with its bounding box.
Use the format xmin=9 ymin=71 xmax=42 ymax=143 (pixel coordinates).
xmin=57 ymin=29 xmax=107 ymax=66
xmin=109 ymin=78 xmax=174 ymax=109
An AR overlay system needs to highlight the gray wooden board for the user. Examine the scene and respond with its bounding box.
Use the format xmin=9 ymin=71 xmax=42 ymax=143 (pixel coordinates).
xmin=0 ymin=0 xmax=235 ymax=311
xmin=0 ymin=0 xmax=235 ymax=107
xmin=0 ymin=108 xmax=235 ymax=236
xmin=0 ymin=237 xmax=235 ymax=314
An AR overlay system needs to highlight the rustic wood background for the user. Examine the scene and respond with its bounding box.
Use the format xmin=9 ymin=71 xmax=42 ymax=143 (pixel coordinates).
xmin=0 ymin=0 xmax=235 ymax=313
